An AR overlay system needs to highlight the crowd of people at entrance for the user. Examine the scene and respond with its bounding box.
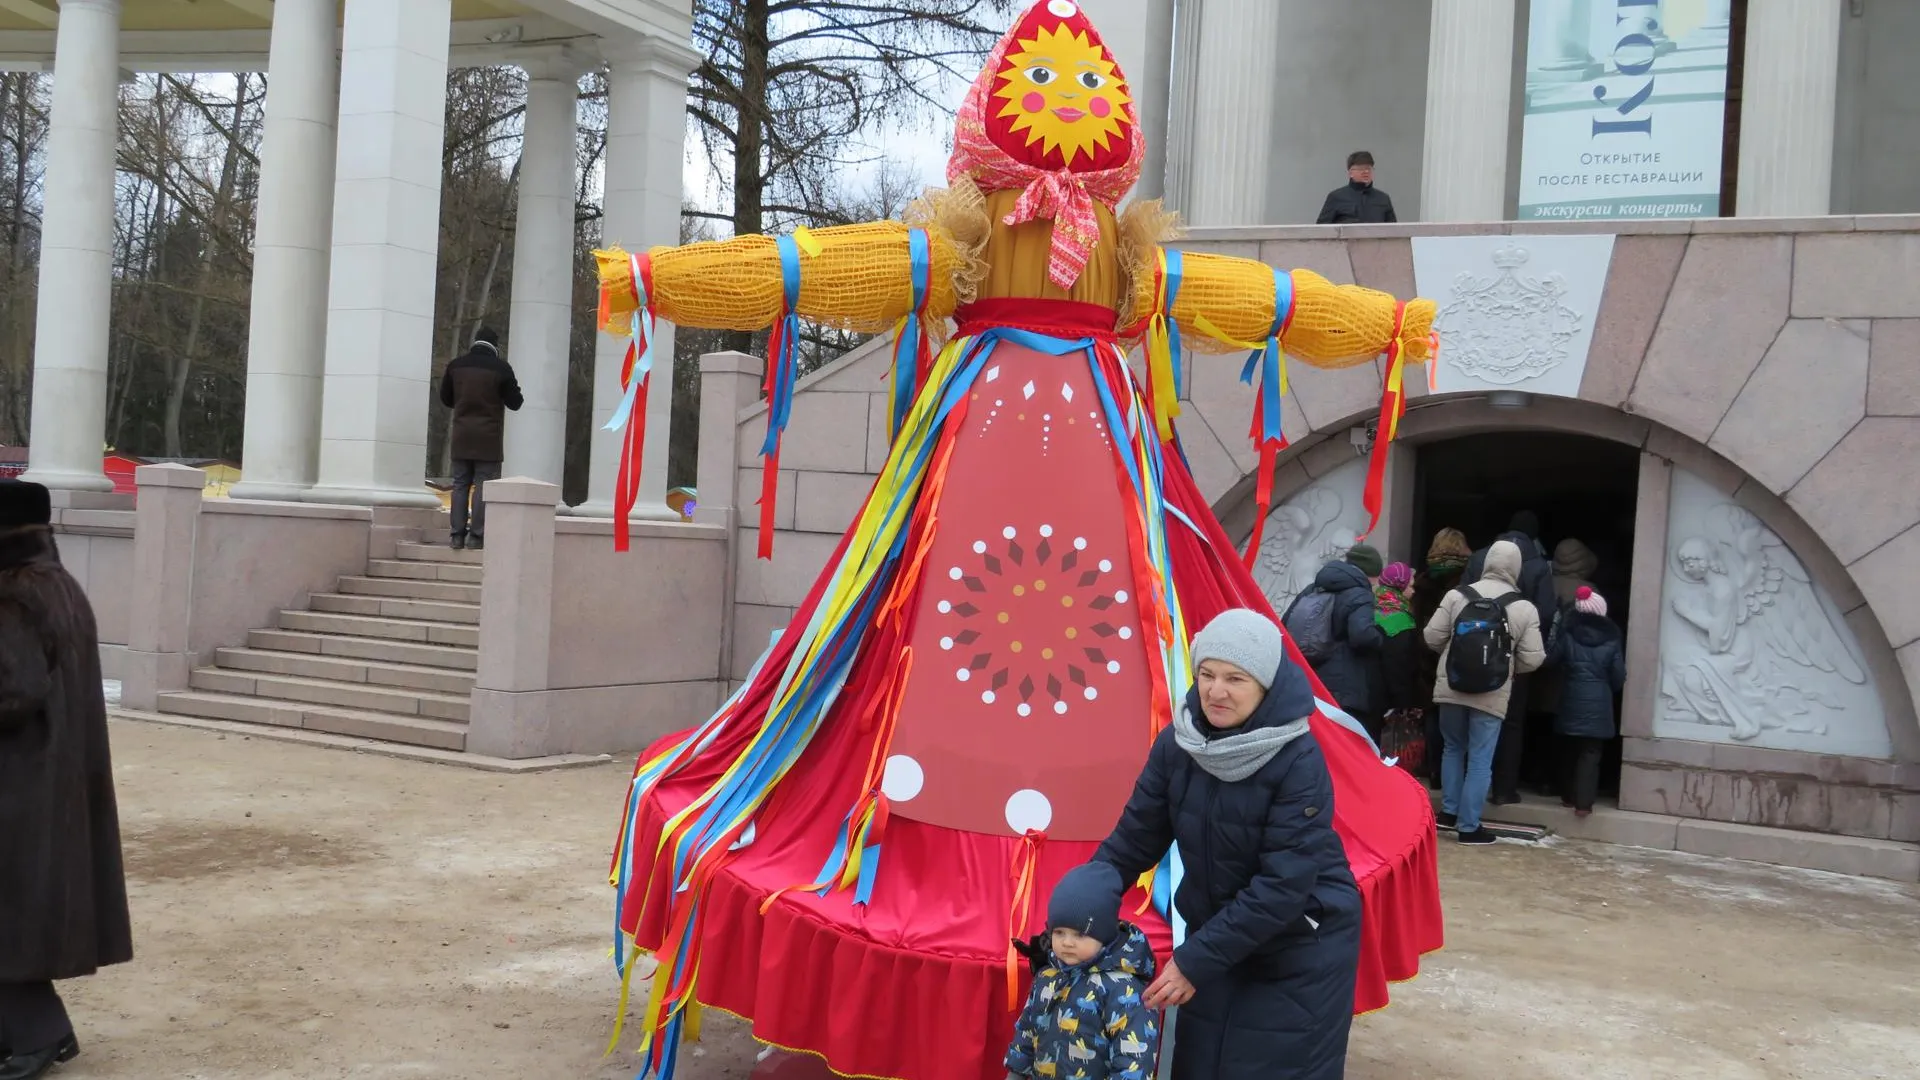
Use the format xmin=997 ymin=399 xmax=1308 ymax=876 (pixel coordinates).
xmin=1279 ymin=512 xmax=1627 ymax=843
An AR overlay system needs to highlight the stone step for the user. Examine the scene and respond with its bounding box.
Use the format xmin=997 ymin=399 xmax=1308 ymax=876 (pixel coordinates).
xmin=396 ymin=540 xmax=482 ymax=566
xmin=278 ymin=609 xmax=479 ymax=648
xmin=245 ymin=629 xmax=478 ymax=672
xmin=309 ymin=592 xmax=482 ymax=625
xmin=365 ymin=559 xmax=484 ymax=585
xmin=154 ymin=690 xmax=467 ymax=751
xmin=213 ymin=647 xmax=475 ymax=695
xmin=189 ymin=668 xmax=471 ymax=722
xmin=337 ymin=575 xmax=481 ymax=604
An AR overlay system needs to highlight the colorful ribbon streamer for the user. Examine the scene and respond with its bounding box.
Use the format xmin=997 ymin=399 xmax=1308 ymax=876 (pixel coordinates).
xmin=756 ymin=236 xmax=806 ymax=560
xmin=600 ymin=252 xmax=655 ymax=553
xmin=887 ymin=229 xmax=934 ymax=442
xmin=1144 ymin=248 xmax=1186 ymax=445
xmin=1360 ymin=301 xmax=1411 ymax=540
xmin=1237 ymin=267 xmax=1295 ymax=567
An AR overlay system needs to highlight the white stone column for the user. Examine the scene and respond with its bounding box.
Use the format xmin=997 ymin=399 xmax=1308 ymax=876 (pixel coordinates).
xmin=1182 ymin=0 xmax=1283 ymax=226
xmin=230 ymin=0 xmax=340 ymax=502
xmin=501 ymin=60 xmax=581 ymax=488
xmin=1420 ymin=0 xmax=1518 ymax=222
xmin=578 ymin=36 xmax=700 ymax=519
xmin=1160 ymin=0 xmax=1205 ymax=214
xmin=1735 ymin=0 xmax=1842 ymax=218
xmin=21 ymin=0 xmax=121 ymax=492
xmin=304 ymin=0 xmax=452 ymax=506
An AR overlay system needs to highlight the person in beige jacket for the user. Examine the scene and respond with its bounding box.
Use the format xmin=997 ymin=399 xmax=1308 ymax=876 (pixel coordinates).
xmin=1422 ymin=540 xmax=1545 ymax=844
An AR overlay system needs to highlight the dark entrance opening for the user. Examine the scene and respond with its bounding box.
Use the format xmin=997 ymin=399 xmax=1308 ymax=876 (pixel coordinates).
xmin=1411 ymin=431 xmax=1640 ymax=804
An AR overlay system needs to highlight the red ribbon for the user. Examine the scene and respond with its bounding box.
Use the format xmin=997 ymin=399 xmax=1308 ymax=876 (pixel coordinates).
xmin=611 ymin=254 xmax=654 ymax=553
xmin=1360 ymin=302 xmax=1411 ymax=540
xmin=1006 ymin=829 xmax=1047 ymax=1010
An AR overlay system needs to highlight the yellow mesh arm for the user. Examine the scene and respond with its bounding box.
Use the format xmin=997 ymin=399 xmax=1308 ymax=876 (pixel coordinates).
xmin=594 ymin=221 xmax=966 ymax=336
xmin=1133 ymin=249 xmax=1436 ymax=368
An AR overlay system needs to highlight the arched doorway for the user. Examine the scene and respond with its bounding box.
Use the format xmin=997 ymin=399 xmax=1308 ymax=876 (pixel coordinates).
xmin=1221 ymin=394 xmax=1918 ymax=842
xmin=1411 ymin=430 xmax=1642 ymax=804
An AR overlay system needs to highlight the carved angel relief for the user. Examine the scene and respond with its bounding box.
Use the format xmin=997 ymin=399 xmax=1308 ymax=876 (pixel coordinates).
xmin=1658 ymin=500 xmax=1870 ymax=744
xmin=1250 ymin=460 xmax=1368 ymax=617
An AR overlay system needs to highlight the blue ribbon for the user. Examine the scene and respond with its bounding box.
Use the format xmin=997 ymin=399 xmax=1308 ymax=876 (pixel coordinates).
xmin=889 ymin=229 xmax=931 ymax=441
xmin=760 ymin=235 xmax=804 ymax=457
xmin=603 ymin=278 xmax=655 ymax=434
xmin=1162 ymin=249 xmax=1186 ymax=398
xmin=1238 ymin=267 xmax=1293 ymax=444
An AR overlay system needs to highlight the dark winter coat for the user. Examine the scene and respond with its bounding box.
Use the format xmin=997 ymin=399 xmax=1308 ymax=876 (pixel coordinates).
xmin=1005 ymin=922 xmax=1160 ymax=1080
xmin=1545 ymin=611 xmax=1625 ymax=740
xmin=438 ymin=342 xmax=524 ymax=462
xmin=1466 ymin=531 xmax=1557 ymax=638
xmin=1315 ymin=181 xmax=1397 ymax=224
xmin=1371 ymin=622 xmax=1422 ymax=713
xmin=1094 ymin=669 xmax=1362 ymax=1080
xmin=1284 ymin=561 xmax=1384 ymax=717
xmin=0 ymin=526 xmax=133 ymax=982
xmin=1411 ymin=563 xmax=1465 ymax=715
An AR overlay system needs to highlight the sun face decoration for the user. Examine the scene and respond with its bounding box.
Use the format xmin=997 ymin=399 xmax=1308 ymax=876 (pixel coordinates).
xmin=987 ymin=9 xmax=1134 ymax=172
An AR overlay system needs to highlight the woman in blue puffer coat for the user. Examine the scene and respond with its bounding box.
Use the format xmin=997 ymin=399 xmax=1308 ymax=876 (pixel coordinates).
xmin=1545 ymin=586 xmax=1625 ymax=815
xmin=1094 ymin=609 xmax=1362 ymax=1080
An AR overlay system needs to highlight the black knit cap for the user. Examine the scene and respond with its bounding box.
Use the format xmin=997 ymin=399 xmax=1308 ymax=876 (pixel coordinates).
xmin=1048 ymin=862 xmax=1123 ymax=944
xmin=0 ymin=478 xmax=51 ymax=527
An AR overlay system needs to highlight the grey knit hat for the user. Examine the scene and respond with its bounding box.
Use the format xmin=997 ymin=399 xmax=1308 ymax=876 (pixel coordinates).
xmin=1190 ymin=608 xmax=1287 ymax=689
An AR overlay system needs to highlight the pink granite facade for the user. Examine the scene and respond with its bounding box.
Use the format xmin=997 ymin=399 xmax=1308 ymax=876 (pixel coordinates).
xmin=743 ymin=217 xmax=1920 ymax=851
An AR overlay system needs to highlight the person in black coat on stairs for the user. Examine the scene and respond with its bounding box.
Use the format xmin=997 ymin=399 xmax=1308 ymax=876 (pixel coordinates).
xmin=1094 ymin=609 xmax=1361 ymax=1080
xmin=0 ymin=480 xmax=132 ymax=1079
xmin=1544 ymin=587 xmax=1625 ymax=815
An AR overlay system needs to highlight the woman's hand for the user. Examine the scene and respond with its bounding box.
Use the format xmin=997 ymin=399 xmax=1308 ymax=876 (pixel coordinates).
xmin=1143 ymin=958 xmax=1196 ymax=1009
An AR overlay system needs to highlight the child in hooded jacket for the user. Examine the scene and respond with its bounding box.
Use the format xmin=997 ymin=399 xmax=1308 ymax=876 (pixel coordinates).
xmin=1005 ymin=862 xmax=1160 ymax=1080
xmin=1545 ymin=586 xmax=1625 ymax=816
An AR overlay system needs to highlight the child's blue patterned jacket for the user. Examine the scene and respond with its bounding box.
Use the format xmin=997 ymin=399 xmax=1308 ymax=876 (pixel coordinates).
xmin=1004 ymin=921 xmax=1160 ymax=1079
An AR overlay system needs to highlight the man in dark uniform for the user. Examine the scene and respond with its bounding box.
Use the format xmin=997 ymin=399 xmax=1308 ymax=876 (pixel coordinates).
xmin=1316 ymin=151 xmax=1398 ymax=225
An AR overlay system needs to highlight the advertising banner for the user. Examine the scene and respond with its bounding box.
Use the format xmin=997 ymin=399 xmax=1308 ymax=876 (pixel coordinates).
xmin=1518 ymin=0 xmax=1732 ymax=220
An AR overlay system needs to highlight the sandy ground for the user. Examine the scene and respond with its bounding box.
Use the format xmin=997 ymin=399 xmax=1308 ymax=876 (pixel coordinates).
xmin=41 ymin=721 xmax=1920 ymax=1079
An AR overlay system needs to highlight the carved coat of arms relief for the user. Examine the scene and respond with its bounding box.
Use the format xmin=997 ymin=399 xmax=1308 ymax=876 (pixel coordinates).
xmin=1434 ymin=244 xmax=1584 ymax=386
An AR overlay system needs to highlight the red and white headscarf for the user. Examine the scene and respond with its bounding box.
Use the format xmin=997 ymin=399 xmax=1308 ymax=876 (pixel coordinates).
xmin=947 ymin=0 xmax=1144 ymax=291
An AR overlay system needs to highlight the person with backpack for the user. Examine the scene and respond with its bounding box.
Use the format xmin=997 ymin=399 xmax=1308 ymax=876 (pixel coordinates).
xmin=1462 ymin=511 xmax=1557 ymax=805
xmin=1282 ymin=545 xmax=1386 ymax=724
xmin=1421 ymin=539 xmax=1545 ymax=845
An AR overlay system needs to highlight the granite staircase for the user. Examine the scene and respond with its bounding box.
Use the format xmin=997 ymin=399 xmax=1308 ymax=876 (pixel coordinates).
xmin=154 ymin=542 xmax=483 ymax=751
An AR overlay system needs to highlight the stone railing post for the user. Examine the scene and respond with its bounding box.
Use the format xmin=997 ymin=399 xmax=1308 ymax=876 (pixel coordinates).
xmin=695 ymin=350 xmax=763 ymax=685
xmin=122 ymin=463 xmax=208 ymax=710
xmin=468 ymin=476 xmax=559 ymax=758
xmin=693 ymin=350 xmax=763 ymax=528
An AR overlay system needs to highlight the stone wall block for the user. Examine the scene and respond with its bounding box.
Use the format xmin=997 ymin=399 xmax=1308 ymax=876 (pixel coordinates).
xmin=1787 ymin=417 xmax=1920 ymax=564
xmin=1710 ymin=318 xmax=1868 ymax=494
xmin=1581 ymin=234 xmax=1689 ymax=407
xmin=1867 ymin=319 xmax=1920 ymax=416
xmin=1792 ymin=233 xmax=1920 ymax=318
xmin=1629 ymin=235 xmax=1791 ymax=442
xmin=1258 ymin=240 xmax=1355 ymax=284
xmin=1346 ymin=238 xmax=1415 ymax=297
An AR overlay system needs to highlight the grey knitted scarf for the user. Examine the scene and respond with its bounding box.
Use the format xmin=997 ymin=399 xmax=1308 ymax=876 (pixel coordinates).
xmin=1172 ymin=703 xmax=1311 ymax=782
